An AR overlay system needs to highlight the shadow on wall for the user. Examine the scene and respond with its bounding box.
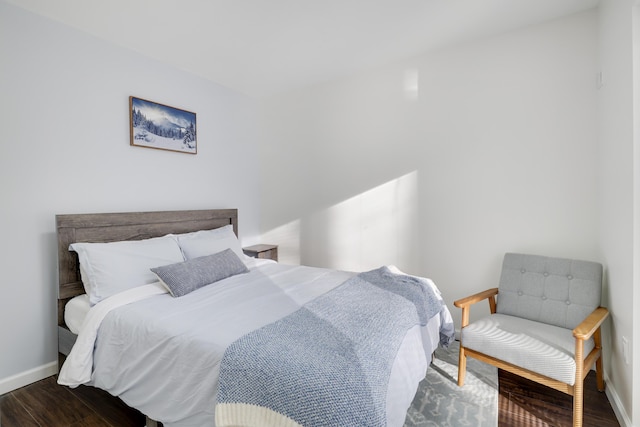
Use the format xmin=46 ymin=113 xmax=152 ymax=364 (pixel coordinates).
xmin=262 ymin=171 xmax=419 ymax=273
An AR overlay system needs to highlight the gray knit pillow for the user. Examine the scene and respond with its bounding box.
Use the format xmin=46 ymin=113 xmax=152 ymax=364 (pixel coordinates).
xmin=151 ymin=248 xmax=249 ymax=297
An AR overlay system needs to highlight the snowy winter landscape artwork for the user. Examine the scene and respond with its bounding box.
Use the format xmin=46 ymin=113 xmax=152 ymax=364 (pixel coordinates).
xmin=129 ymin=96 xmax=197 ymax=154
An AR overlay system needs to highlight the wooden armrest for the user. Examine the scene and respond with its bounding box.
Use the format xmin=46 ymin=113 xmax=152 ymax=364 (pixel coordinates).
xmin=455 ymin=288 xmax=499 ymax=328
xmin=454 ymin=288 xmax=499 ymax=308
xmin=573 ymin=307 xmax=609 ymax=340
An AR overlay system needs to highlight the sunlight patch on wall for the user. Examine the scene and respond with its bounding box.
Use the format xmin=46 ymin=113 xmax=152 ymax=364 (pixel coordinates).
xmin=404 ymin=68 xmax=419 ymax=100
xmin=302 ymin=171 xmax=419 ymax=272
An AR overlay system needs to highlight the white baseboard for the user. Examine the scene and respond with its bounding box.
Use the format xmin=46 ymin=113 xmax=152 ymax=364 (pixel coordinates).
xmin=604 ymin=375 xmax=633 ymax=427
xmin=0 ymin=361 xmax=58 ymax=396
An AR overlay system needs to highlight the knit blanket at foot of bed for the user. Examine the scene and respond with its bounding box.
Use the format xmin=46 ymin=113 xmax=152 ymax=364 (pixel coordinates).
xmin=215 ymin=266 xmax=451 ymax=427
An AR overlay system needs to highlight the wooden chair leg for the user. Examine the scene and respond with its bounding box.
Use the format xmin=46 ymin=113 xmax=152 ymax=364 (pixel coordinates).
xmin=573 ymin=381 xmax=583 ymax=427
xmin=573 ymin=340 xmax=584 ymax=427
xmin=596 ymin=356 xmax=605 ymax=391
xmin=594 ymin=328 xmax=605 ymax=391
xmin=457 ymin=344 xmax=467 ymax=386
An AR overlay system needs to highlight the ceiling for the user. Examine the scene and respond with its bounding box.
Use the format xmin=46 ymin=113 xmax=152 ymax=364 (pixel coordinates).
xmin=7 ymin=0 xmax=599 ymax=98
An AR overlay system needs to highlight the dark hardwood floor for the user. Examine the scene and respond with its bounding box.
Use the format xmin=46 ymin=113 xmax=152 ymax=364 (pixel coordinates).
xmin=498 ymin=370 xmax=620 ymax=427
xmin=0 ymin=376 xmax=144 ymax=427
xmin=1 ymin=370 xmax=620 ymax=426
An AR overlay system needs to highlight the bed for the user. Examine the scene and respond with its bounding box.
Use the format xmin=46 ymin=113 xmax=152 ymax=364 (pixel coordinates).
xmin=56 ymin=209 xmax=455 ymax=427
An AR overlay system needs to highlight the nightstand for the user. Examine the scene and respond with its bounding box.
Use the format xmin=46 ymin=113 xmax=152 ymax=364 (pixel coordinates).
xmin=243 ymin=244 xmax=278 ymax=262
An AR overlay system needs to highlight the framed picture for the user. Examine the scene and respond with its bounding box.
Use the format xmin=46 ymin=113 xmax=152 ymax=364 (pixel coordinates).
xmin=129 ymin=96 xmax=197 ymax=154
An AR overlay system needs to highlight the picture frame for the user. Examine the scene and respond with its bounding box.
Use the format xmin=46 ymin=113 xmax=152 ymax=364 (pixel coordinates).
xmin=129 ymin=96 xmax=197 ymax=154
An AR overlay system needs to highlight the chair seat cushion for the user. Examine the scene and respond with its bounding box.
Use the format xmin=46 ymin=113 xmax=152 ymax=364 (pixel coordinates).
xmin=461 ymin=313 xmax=595 ymax=385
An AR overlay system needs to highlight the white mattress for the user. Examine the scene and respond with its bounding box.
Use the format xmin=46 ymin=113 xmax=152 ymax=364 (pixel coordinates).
xmin=62 ymin=262 xmax=451 ymax=427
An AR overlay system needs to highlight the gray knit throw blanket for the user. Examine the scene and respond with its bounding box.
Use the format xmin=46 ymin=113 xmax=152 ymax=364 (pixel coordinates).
xmin=215 ymin=266 xmax=450 ymax=427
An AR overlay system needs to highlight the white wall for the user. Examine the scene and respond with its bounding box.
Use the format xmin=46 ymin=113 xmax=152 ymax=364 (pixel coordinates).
xmin=0 ymin=1 xmax=262 ymax=391
xmin=634 ymin=4 xmax=640 ymax=423
xmin=597 ymin=0 xmax=637 ymax=424
xmin=634 ymin=5 xmax=640 ymax=425
xmin=260 ymin=10 xmax=599 ymax=323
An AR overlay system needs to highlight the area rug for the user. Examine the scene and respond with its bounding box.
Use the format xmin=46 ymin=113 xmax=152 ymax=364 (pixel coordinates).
xmin=404 ymin=341 xmax=498 ymax=427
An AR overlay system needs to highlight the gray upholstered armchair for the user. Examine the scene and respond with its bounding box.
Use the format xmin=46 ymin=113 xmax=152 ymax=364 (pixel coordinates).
xmin=454 ymin=253 xmax=609 ymax=427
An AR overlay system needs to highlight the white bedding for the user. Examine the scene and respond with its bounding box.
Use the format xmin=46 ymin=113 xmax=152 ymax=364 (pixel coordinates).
xmin=64 ymin=294 xmax=90 ymax=335
xmin=59 ymin=261 xmax=452 ymax=427
xmin=63 ymin=256 xmax=272 ymax=334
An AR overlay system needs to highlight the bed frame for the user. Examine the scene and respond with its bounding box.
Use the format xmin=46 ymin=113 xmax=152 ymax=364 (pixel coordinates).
xmin=56 ymin=209 xmax=238 ymax=358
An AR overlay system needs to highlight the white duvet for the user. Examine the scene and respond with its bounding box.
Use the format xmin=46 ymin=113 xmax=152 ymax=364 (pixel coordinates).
xmin=59 ymin=261 xmax=452 ymax=427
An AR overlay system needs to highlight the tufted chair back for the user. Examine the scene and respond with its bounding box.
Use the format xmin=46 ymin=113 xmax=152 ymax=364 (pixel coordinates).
xmin=496 ymin=253 xmax=602 ymax=330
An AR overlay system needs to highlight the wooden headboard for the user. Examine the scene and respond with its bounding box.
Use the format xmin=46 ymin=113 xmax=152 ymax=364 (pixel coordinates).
xmin=56 ymin=209 xmax=238 ymax=328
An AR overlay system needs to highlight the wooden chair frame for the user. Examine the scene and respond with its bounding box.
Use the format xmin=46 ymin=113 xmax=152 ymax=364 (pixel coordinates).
xmin=454 ymin=288 xmax=609 ymax=427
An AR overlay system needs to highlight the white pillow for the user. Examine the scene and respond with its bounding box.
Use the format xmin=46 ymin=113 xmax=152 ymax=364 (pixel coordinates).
xmin=70 ymin=235 xmax=184 ymax=305
xmin=175 ymin=224 xmax=244 ymax=260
